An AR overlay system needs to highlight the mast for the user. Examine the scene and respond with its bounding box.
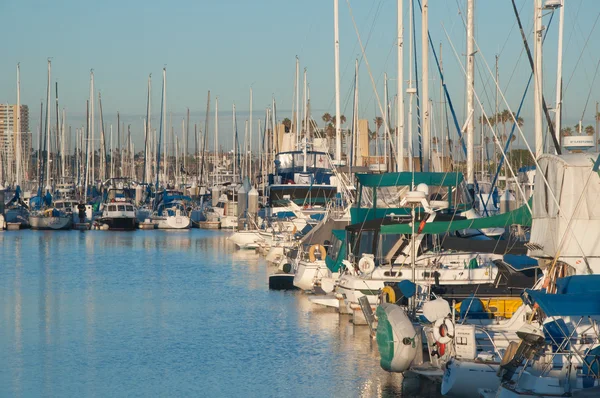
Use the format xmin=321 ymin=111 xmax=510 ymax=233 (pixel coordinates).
xmin=45 ymin=60 xmax=51 ymax=193
xmin=155 ymin=68 xmax=166 ymax=191
xmin=303 ymin=68 xmax=308 ymax=173
xmin=421 ymin=0 xmax=430 ymax=172
xmin=249 ymin=87 xmax=253 ymax=179
xmin=110 ymin=125 xmax=113 ymax=178
xmin=384 ymin=73 xmax=389 ymax=169
xmin=397 ymin=0 xmax=404 ymax=172
xmin=295 ymin=57 xmax=300 ymax=148
xmin=533 ymin=0 xmax=544 ymax=158
xmin=215 ymin=97 xmax=219 ymax=185
xmin=466 ymin=0 xmax=475 ymax=189
xmin=55 ymin=82 xmax=60 ymax=184
xmin=16 ymin=63 xmax=21 ymax=186
xmin=61 ymin=108 xmax=66 ymax=177
xmin=90 ymin=70 xmax=95 ymax=183
xmin=554 ymin=0 xmax=564 ymax=152
xmin=144 ymin=74 xmax=151 ymax=183
xmin=84 ymin=101 xmax=90 ymax=201
xmin=232 ymin=103 xmax=237 ymax=182
xmin=408 ymin=0 xmax=414 ymax=172
xmin=185 ymin=108 xmax=190 ymax=173
xmin=162 ymin=69 xmax=167 ymax=185
xmin=334 ymin=0 xmax=342 ymax=164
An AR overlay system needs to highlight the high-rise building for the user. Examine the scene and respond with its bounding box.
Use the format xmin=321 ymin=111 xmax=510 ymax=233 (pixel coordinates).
xmin=0 ymin=104 xmax=31 ymax=175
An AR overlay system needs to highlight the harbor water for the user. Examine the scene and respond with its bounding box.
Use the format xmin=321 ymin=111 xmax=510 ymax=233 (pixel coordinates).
xmin=1 ymin=230 xmax=439 ymax=397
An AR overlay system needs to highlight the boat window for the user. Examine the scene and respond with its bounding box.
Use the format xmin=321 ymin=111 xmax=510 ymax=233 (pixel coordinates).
xmin=109 ymin=205 xmax=117 ymax=212
xmin=118 ymin=205 xmax=125 ymax=211
xmin=378 ymin=234 xmax=402 ymax=260
xmin=126 ymin=205 xmax=134 ymax=211
xmin=356 ymin=231 xmax=375 ymax=257
xmin=329 ymin=236 xmax=343 ymax=262
xmin=55 ymin=203 xmax=63 ymax=209
xmin=276 ymin=153 xmax=293 ymax=169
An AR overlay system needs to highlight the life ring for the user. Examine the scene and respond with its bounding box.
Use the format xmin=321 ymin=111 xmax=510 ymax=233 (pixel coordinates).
xmin=438 ymin=342 xmax=446 ymax=356
xmin=358 ymin=256 xmax=375 ymax=274
xmin=308 ymin=244 xmax=327 ymax=262
xmin=433 ymin=317 xmax=455 ymax=344
xmin=381 ymin=286 xmax=396 ymax=304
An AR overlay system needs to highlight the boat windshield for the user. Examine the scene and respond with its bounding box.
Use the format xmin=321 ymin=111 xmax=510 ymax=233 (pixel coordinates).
xmin=126 ymin=205 xmax=134 ymax=211
xmin=118 ymin=205 xmax=125 ymax=211
xmin=329 ymin=235 xmax=343 ymax=263
xmin=109 ymin=205 xmax=117 ymax=212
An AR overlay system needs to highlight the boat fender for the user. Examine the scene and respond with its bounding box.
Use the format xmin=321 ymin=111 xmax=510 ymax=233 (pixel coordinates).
xmin=431 ymin=342 xmax=446 ymax=357
xmin=381 ymin=286 xmax=396 ymax=304
xmin=308 ymin=244 xmax=326 ymax=262
xmin=433 ymin=317 xmax=455 ymax=344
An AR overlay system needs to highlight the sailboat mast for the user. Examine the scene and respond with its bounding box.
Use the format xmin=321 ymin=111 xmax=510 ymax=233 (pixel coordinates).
xmin=90 ymin=71 xmax=95 ymax=183
xmin=155 ymin=68 xmax=166 ymax=191
xmin=466 ymin=0 xmax=475 ymax=189
xmin=16 ymin=63 xmax=21 ymax=186
xmin=533 ymin=0 xmax=544 ymax=157
xmin=421 ymin=0 xmax=430 ymax=172
xmin=61 ymin=108 xmax=66 ymax=177
xmin=333 ymin=0 xmax=342 ymax=164
xmin=232 ymin=103 xmax=237 ymax=182
xmin=215 ymin=97 xmax=219 ymax=185
xmin=554 ymin=1 xmax=564 ymax=152
xmin=45 ymin=60 xmax=51 ymax=192
xmin=162 ymin=70 xmax=167 ymax=185
xmin=249 ymin=88 xmax=253 ymax=180
xmin=397 ymin=0 xmax=404 ymax=172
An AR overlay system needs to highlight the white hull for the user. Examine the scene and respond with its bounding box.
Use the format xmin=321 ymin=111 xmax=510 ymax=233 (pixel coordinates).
xmin=152 ymin=215 xmax=191 ymax=229
xmin=441 ymin=359 xmax=500 ymax=397
xmin=228 ymin=230 xmax=263 ymax=249
xmin=30 ymin=215 xmax=72 ymax=230
xmin=293 ymin=260 xmax=330 ymax=291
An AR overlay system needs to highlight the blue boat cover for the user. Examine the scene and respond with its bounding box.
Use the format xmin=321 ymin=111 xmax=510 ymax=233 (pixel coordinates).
xmin=503 ymin=254 xmax=539 ymax=271
xmin=397 ymin=280 xmax=416 ymax=298
xmin=524 ymin=276 xmax=600 ymax=316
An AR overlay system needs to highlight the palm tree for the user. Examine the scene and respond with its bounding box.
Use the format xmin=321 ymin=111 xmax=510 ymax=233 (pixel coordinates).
xmin=322 ymin=113 xmax=332 ymax=126
xmin=282 ymin=118 xmax=292 ymax=133
xmin=332 ymin=115 xmax=347 ymax=126
xmin=561 ymin=127 xmax=573 ymax=137
xmin=585 ymin=125 xmax=595 ymax=136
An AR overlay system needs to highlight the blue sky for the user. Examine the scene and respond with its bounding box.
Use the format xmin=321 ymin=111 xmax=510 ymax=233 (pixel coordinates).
xmin=1 ymin=0 xmax=600 ymax=152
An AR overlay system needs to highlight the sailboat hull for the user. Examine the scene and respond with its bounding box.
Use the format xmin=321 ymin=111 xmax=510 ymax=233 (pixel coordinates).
xmin=30 ymin=215 xmax=72 ymax=230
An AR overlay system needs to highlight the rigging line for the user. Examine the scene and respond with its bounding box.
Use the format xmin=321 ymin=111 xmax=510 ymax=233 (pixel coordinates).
xmin=345 ymin=0 xmax=398 ymax=162
xmin=327 ymin=0 xmax=384 ymax=113
xmin=441 ymin=24 xmax=531 ymax=214
xmin=580 ymin=55 xmax=600 ymax=124
xmin=444 ymin=18 xmax=593 ymax=267
xmin=564 ymin=10 xmax=600 ymax=93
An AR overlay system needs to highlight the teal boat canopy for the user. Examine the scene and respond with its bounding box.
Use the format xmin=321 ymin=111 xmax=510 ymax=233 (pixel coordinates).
xmin=355 ymin=172 xmax=464 ymax=188
xmin=379 ymin=203 xmax=532 ymax=235
xmin=331 ymin=229 xmax=345 ymax=241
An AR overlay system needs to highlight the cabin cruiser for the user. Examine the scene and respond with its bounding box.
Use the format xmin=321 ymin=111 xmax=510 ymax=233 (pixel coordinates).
xmin=96 ymin=185 xmax=138 ymax=230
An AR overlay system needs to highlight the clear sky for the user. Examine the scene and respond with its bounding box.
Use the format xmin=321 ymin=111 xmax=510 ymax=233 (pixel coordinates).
xmin=1 ymin=0 xmax=600 ymax=152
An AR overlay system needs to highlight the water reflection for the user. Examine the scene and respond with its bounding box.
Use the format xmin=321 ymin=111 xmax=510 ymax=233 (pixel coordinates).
xmin=0 ymin=231 xmax=439 ymax=397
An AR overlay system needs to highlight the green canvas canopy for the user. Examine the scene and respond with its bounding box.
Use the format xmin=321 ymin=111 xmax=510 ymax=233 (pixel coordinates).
xmin=355 ymin=172 xmax=464 ymax=188
xmin=379 ymin=204 xmax=532 ymax=235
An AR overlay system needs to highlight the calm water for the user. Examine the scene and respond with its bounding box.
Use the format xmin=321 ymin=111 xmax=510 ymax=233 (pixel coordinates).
xmin=1 ymin=230 xmax=437 ymax=397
